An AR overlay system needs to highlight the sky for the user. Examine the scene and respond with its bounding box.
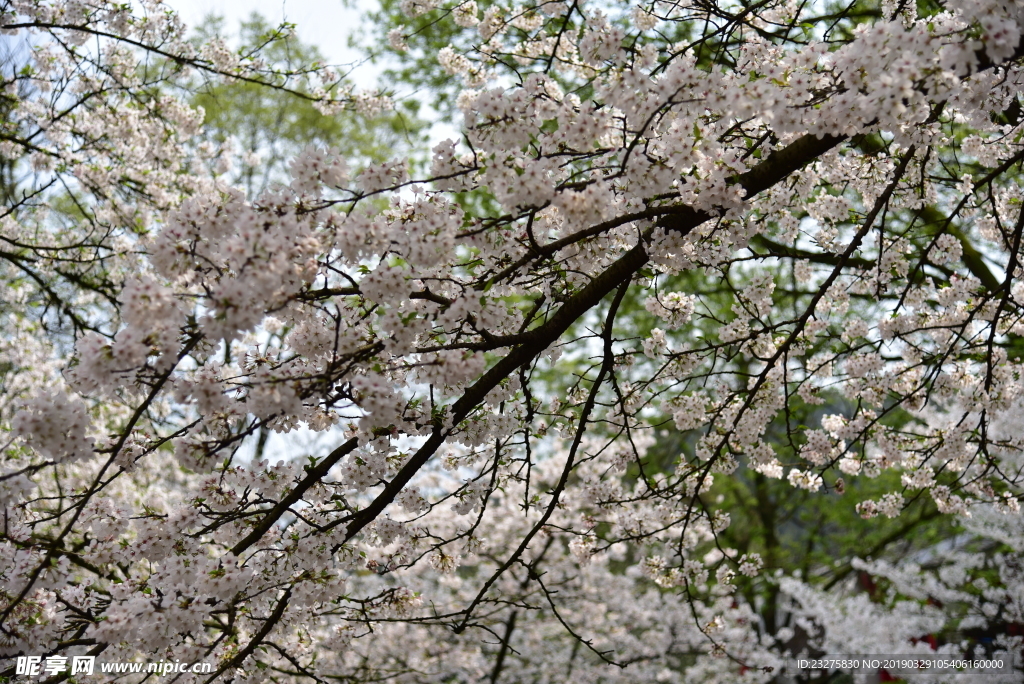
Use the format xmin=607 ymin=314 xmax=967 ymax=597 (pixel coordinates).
xmin=171 ymin=0 xmax=383 ymax=89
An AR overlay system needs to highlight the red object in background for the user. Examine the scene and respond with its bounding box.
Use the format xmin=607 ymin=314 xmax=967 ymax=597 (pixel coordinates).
xmin=910 ymin=634 xmax=938 ymax=650
xmin=879 ymin=668 xmax=899 ymax=682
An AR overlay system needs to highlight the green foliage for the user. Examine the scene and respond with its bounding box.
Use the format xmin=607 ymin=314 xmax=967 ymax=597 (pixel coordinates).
xmin=190 ymin=13 xmax=427 ymax=198
xmin=359 ymin=0 xmax=499 ymax=117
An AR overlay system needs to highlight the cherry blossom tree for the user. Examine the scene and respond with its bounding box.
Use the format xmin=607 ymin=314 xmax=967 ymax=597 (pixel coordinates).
xmin=2 ymin=0 xmax=1024 ymax=681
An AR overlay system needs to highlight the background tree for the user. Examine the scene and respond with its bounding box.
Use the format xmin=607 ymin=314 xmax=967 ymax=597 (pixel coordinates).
xmin=191 ymin=13 xmax=425 ymax=199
